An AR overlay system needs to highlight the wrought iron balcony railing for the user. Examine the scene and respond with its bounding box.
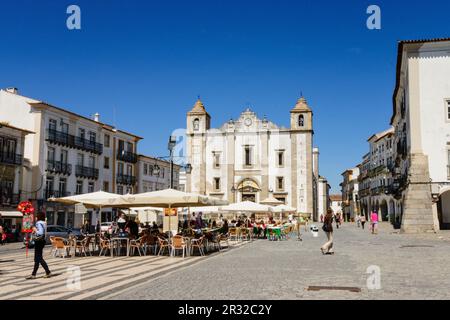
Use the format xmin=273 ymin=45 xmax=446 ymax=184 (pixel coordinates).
xmin=0 ymin=191 xmax=20 ymax=207
xmin=46 ymin=129 xmax=103 ymax=154
xmin=44 ymin=190 xmax=71 ymax=199
xmin=0 ymin=152 xmax=23 ymax=166
xmin=117 ymin=150 xmax=138 ymax=163
xmin=75 ymin=165 xmax=99 ymax=180
xmin=46 ymin=160 xmax=72 ymax=175
xmin=116 ymin=174 xmax=136 ymax=186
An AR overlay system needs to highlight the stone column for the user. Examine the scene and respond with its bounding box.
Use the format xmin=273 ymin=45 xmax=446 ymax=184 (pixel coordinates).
xmin=400 ymin=153 xmax=435 ymax=233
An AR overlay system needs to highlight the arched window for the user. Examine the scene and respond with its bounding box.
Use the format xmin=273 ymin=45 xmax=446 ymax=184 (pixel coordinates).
xmin=193 ymin=118 xmax=200 ymax=131
xmin=298 ymin=115 xmax=304 ymax=127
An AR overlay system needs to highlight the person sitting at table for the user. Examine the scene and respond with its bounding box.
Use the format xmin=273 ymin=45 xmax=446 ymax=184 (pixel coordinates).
xmin=117 ymin=214 xmax=127 ymax=232
xmin=259 ymin=220 xmax=266 ymax=238
xmin=220 ymin=219 xmax=229 ymax=235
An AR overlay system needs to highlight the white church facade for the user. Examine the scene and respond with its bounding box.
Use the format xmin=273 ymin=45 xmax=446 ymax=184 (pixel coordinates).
xmin=184 ymin=96 xmax=328 ymax=220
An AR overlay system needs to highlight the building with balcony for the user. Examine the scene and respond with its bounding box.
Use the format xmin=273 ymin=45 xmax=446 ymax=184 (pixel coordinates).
xmin=0 ymin=122 xmax=34 ymax=231
xmin=137 ymin=155 xmax=181 ymax=193
xmin=389 ymin=38 xmax=450 ymax=232
xmin=355 ymin=127 xmax=398 ymax=223
xmin=0 ymin=88 xmax=142 ymax=229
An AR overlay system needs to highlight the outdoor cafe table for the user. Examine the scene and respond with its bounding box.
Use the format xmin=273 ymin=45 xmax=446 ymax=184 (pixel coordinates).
xmin=110 ymin=237 xmax=130 ymax=257
xmin=266 ymin=226 xmax=282 ymax=239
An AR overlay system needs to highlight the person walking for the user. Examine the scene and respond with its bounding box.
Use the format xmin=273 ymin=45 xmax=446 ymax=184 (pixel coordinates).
xmin=321 ymin=209 xmax=334 ymax=255
xmin=370 ymin=211 xmax=379 ymax=234
xmin=360 ymin=214 xmax=366 ymax=230
xmin=356 ymin=214 xmax=361 ymax=228
xmin=26 ymin=212 xmax=51 ymax=279
xmin=335 ymin=213 xmax=341 ymax=229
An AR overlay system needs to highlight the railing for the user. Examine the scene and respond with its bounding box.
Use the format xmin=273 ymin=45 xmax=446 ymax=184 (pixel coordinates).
xmin=358 ymin=188 xmax=371 ymax=197
xmin=116 ymin=174 xmax=136 ymax=185
xmin=117 ymin=150 xmax=138 ymax=163
xmin=46 ymin=129 xmax=103 ymax=154
xmin=75 ymin=165 xmax=99 ymax=179
xmin=370 ymin=186 xmax=386 ymax=196
xmin=44 ymin=190 xmax=71 ymax=199
xmin=46 ymin=160 xmax=72 ymax=175
xmin=0 ymin=152 xmax=23 ymax=166
xmin=0 ymin=191 xmax=20 ymax=206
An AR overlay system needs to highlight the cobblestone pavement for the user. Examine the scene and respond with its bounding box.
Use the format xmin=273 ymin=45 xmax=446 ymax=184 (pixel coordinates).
xmin=0 ymin=239 xmax=246 ymax=300
xmin=111 ymin=223 xmax=450 ymax=300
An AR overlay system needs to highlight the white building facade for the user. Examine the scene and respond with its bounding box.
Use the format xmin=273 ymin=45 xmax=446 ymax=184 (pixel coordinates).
xmin=0 ymin=122 xmax=33 ymax=231
xmin=185 ymin=97 xmax=323 ymax=218
xmin=0 ymin=88 xmax=142 ymax=230
xmin=390 ymin=38 xmax=450 ymax=232
xmin=137 ymin=155 xmax=181 ymax=193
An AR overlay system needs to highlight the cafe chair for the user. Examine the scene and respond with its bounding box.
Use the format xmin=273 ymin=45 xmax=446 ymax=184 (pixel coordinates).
xmin=99 ymin=238 xmax=112 ymax=256
xmin=130 ymin=236 xmax=146 ymax=256
xmin=190 ymin=236 xmax=205 ymax=256
xmin=170 ymin=235 xmax=187 ymax=258
xmin=157 ymin=236 xmax=170 ymax=256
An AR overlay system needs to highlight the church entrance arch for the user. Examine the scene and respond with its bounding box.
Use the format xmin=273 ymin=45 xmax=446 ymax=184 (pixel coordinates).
xmin=237 ymin=178 xmax=261 ymax=203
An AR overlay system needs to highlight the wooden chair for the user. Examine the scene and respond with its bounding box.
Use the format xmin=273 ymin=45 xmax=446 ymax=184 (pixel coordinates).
xmin=229 ymin=227 xmax=239 ymax=242
xmin=240 ymin=228 xmax=250 ymax=241
xmin=130 ymin=236 xmax=146 ymax=256
xmin=145 ymin=235 xmax=158 ymax=255
xmin=157 ymin=236 xmax=170 ymax=256
xmin=217 ymin=233 xmax=230 ymax=251
xmin=190 ymin=236 xmax=205 ymax=256
xmin=53 ymin=237 xmax=71 ymax=258
xmin=99 ymin=238 xmax=112 ymax=256
xmin=49 ymin=236 xmax=57 ymax=257
xmin=170 ymin=235 xmax=187 ymax=258
xmin=74 ymin=236 xmax=91 ymax=256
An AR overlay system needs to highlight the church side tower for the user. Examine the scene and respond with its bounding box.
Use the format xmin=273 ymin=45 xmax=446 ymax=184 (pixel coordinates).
xmin=290 ymin=97 xmax=314 ymax=218
xmin=186 ymin=98 xmax=210 ymax=194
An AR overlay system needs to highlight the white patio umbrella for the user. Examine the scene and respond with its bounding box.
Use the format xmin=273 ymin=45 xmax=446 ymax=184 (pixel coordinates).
xmin=48 ymin=191 xmax=124 ymax=227
xmin=117 ymin=189 xmax=229 ymax=236
xmin=260 ymin=195 xmax=284 ymax=206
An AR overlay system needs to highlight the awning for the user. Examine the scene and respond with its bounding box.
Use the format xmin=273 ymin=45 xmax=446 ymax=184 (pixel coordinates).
xmin=0 ymin=211 xmax=23 ymax=218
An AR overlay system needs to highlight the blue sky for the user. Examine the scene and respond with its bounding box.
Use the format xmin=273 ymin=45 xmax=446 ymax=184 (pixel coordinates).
xmin=1 ymin=0 xmax=449 ymax=193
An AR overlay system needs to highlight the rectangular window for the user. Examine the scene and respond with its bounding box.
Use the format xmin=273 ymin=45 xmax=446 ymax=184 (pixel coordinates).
xmin=245 ymin=146 xmax=251 ymax=166
xmin=127 ymin=142 xmax=133 ymax=152
xmin=118 ymin=162 xmax=124 ymax=175
xmin=214 ymin=177 xmax=220 ymax=191
xmin=447 ymin=100 xmax=450 ymax=120
xmin=45 ymin=176 xmax=54 ymax=196
xmin=104 ymin=134 xmax=110 ymax=148
xmin=277 ymin=151 xmax=284 ymax=167
xmin=61 ymin=122 xmax=69 ymax=134
xmin=89 ymin=156 xmax=95 ymax=168
xmin=104 ymin=157 xmax=110 ymax=169
xmin=127 ymin=164 xmax=132 ymax=176
xmin=277 ymin=177 xmax=284 ymax=191
xmin=76 ymin=181 xmax=83 ymax=195
xmin=144 ymin=163 xmax=148 ymax=175
xmin=47 ymin=147 xmax=55 ymax=162
xmin=118 ymin=140 xmax=125 ymax=152
xmin=59 ymin=178 xmax=67 ymax=195
xmin=60 ymin=150 xmax=68 ymax=164
xmin=213 ymin=153 xmax=220 ymax=168
xmin=77 ymin=153 xmax=84 ymax=166
xmin=117 ymin=185 xmax=124 ymax=195
xmin=88 ymin=182 xmax=95 ymax=193
xmin=78 ymin=128 xmax=85 ymax=139
xmin=103 ymin=181 xmax=109 ymax=192
xmin=89 ymin=131 xmax=96 ymax=142
xmin=49 ymin=119 xmax=57 ymax=131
